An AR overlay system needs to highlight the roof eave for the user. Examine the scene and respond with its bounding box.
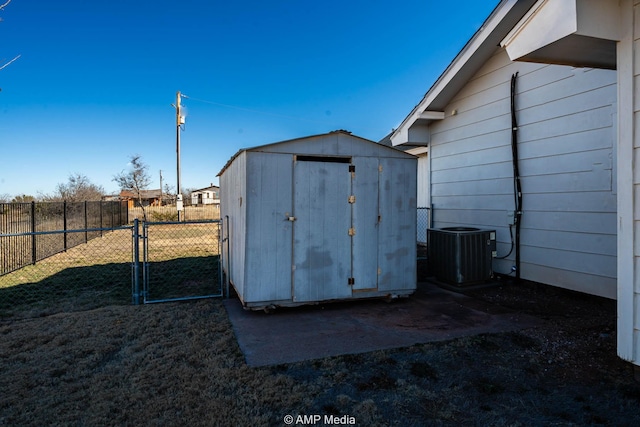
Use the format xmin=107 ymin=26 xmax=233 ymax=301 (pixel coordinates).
xmin=391 ymin=0 xmax=537 ymax=147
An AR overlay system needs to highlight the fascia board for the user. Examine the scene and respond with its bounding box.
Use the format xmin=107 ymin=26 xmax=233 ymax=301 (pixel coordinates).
xmin=391 ymin=0 xmax=518 ymax=147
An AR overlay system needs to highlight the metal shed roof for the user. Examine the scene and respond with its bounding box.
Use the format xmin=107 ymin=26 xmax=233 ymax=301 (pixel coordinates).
xmin=217 ymin=130 xmax=414 ymax=176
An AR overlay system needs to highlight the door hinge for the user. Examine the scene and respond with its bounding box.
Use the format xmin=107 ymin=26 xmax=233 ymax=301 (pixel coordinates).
xmin=348 ymin=195 xmax=356 ymax=204
xmin=348 ymin=277 xmax=355 ymax=285
xmin=348 ymin=227 xmax=356 ymax=236
xmin=378 ymin=164 xmax=383 ymax=172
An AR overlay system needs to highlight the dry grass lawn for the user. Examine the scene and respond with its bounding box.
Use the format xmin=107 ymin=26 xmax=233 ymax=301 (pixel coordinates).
xmin=0 ymin=301 xmax=310 ymax=426
xmin=2 ymin=224 xmax=639 ymax=424
xmin=2 ymin=281 xmax=640 ymax=426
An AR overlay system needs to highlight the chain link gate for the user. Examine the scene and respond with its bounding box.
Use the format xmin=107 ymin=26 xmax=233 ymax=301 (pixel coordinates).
xmin=0 ymin=216 xmax=223 ymax=316
xmin=139 ymin=220 xmax=223 ymax=304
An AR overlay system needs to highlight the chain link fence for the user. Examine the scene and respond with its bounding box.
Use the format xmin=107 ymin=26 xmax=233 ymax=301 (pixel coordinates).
xmin=417 ymin=207 xmax=431 ymax=281
xmin=140 ymin=220 xmax=222 ymax=303
xmin=417 ymin=207 xmax=431 ymax=244
xmin=0 ymin=226 xmax=134 ymax=319
xmin=2 ymin=206 xmax=430 ymax=316
xmin=0 ymin=219 xmax=223 ymax=319
xmin=128 ymin=204 xmax=220 ymax=222
xmin=0 ymin=201 xmax=128 ymax=276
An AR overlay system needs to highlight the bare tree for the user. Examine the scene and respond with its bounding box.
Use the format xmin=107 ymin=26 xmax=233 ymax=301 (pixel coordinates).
xmin=162 ymin=183 xmax=174 ymax=204
xmin=0 ymin=0 xmax=20 ymax=74
xmin=11 ymin=194 xmax=35 ymax=203
xmin=43 ymin=173 xmax=104 ymax=202
xmin=183 ymin=187 xmax=196 ymax=206
xmin=113 ymin=155 xmax=151 ymax=220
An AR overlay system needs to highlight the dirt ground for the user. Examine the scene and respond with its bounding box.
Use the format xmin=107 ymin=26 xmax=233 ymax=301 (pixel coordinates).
xmin=1 ymin=279 xmax=640 ymax=426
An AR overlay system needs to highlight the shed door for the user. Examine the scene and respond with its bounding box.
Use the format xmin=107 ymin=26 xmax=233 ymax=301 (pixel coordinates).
xmin=351 ymin=157 xmax=380 ymax=292
xmin=293 ymin=157 xmax=352 ymax=302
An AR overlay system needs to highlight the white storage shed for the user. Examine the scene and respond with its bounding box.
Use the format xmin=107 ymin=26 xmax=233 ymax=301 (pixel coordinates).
xmin=218 ymin=130 xmax=417 ymax=310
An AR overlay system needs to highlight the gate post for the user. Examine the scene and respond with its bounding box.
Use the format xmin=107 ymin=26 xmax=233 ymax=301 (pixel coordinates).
xmin=63 ymin=200 xmax=68 ymax=252
xmin=132 ymin=218 xmax=140 ymax=305
xmin=225 ymin=215 xmax=230 ymax=298
xmin=84 ymin=201 xmax=88 ymax=243
xmin=31 ymin=201 xmax=36 ymax=265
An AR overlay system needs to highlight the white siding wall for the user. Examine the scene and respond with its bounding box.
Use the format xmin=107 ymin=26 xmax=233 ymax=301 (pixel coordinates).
xmin=617 ymin=0 xmax=640 ymax=365
xmin=428 ymin=49 xmax=617 ymax=298
xmin=416 ymin=154 xmax=430 ymax=208
xmin=633 ymin=0 xmax=640 ymax=371
xmin=632 ymin=0 xmax=640 ymax=365
xmin=416 ymin=154 xmax=430 ymax=243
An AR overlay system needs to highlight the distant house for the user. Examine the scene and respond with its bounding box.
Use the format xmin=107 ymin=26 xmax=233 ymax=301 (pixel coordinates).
xmin=191 ymin=185 xmax=220 ymax=206
xmin=119 ymin=189 xmax=163 ymax=209
xmin=101 ymin=194 xmax=120 ymax=202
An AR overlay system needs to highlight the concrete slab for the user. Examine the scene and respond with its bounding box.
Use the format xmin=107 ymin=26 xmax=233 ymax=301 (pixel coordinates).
xmin=223 ymin=281 xmax=539 ymax=367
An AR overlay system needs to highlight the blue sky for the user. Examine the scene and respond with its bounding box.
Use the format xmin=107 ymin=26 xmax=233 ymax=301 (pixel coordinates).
xmin=0 ymin=0 xmax=497 ymax=198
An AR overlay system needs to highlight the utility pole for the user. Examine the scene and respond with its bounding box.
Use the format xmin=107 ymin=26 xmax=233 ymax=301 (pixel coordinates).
xmin=159 ymin=170 xmax=163 ymax=205
xmin=175 ymin=91 xmax=184 ymax=221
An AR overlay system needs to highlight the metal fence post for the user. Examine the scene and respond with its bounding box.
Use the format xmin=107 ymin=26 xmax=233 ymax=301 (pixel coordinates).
xmin=133 ymin=218 xmax=140 ymax=305
xmin=31 ymin=201 xmax=36 ymax=265
xmin=430 ymin=203 xmax=434 ymax=229
xmin=63 ymin=200 xmax=68 ymax=252
xmin=225 ymin=215 xmax=230 ymax=299
xmin=84 ymin=201 xmax=88 ymax=243
xmin=218 ymin=220 xmax=223 ymax=297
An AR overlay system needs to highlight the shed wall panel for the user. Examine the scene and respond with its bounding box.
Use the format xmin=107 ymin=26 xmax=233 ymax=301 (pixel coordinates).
xmin=351 ymin=156 xmax=381 ymax=291
xmin=378 ymin=157 xmax=417 ymax=291
xmin=244 ymin=152 xmax=293 ymax=303
xmin=221 ymin=132 xmax=416 ymax=308
xmin=220 ymin=151 xmax=247 ymax=298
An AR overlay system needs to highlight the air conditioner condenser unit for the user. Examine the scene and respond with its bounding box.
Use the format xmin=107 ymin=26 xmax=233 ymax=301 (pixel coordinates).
xmin=427 ymin=227 xmax=496 ymax=286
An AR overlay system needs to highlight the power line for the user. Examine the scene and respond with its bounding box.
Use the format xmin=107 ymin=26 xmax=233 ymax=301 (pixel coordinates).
xmin=180 ymin=93 xmax=335 ymax=125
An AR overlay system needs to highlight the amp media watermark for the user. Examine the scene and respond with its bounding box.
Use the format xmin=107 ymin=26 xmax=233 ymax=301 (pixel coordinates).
xmin=283 ymin=413 xmax=356 ymax=425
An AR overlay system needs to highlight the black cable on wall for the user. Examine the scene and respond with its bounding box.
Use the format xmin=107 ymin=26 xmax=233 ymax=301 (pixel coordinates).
xmin=511 ymin=72 xmax=522 ymax=283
